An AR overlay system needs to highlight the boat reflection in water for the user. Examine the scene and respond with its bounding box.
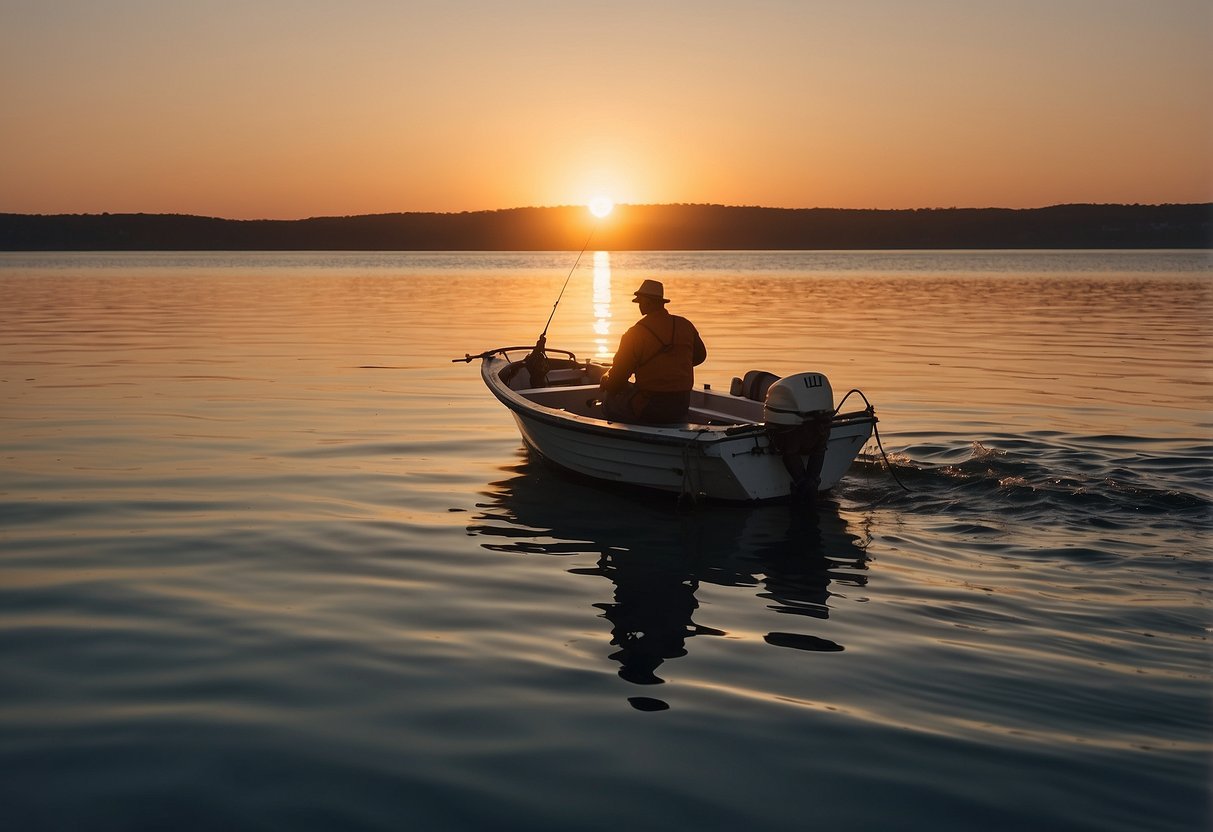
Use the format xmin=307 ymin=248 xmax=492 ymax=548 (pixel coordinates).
xmin=468 ymin=455 xmax=871 ymax=705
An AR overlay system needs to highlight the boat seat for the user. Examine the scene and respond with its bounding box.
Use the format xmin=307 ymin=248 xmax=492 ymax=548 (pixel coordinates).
xmin=729 ymin=370 xmax=780 ymax=401
xmin=514 ymin=383 xmax=600 ymax=396
xmin=687 ymin=406 xmax=746 ymax=425
xmin=545 ymin=368 xmax=594 ymax=384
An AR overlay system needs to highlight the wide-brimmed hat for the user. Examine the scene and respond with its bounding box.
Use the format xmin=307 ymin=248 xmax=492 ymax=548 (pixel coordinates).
xmin=632 ymin=279 xmax=669 ymax=304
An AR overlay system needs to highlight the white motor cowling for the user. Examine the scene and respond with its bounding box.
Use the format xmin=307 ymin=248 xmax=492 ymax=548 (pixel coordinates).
xmin=763 ymin=372 xmax=833 ymax=426
xmin=764 ymin=372 xmax=835 ymax=502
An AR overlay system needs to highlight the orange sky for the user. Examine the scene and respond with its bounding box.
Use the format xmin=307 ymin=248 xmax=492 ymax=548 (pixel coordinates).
xmin=2 ymin=1 xmax=1210 ymax=219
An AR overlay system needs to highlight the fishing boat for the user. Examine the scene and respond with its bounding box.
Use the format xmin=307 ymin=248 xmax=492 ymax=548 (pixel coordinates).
xmin=456 ymin=345 xmax=879 ymax=503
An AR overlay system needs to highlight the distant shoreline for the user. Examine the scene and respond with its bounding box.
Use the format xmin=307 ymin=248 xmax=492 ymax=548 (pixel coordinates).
xmin=1 ymin=203 xmax=1209 ymax=251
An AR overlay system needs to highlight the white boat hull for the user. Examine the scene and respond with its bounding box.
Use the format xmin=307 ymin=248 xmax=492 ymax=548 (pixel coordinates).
xmin=475 ymin=349 xmax=876 ymax=503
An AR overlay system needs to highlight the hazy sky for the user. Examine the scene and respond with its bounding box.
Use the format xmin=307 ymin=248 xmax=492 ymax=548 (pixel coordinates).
xmin=2 ymin=0 xmax=1210 ymax=218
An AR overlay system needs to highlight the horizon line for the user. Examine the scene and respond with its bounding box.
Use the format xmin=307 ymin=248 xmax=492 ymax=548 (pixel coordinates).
xmin=2 ymin=200 xmax=1211 ymax=223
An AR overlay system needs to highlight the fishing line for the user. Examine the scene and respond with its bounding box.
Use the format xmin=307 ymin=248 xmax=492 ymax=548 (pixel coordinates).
xmin=540 ymin=223 xmax=597 ymax=339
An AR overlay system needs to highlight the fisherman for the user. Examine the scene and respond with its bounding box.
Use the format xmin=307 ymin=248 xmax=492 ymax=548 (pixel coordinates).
xmin=599 ymin=279 xmax=707 ymax=424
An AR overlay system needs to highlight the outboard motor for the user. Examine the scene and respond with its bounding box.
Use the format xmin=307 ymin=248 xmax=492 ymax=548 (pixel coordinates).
xmin=763 ymin=372 xmax=835 ymax=502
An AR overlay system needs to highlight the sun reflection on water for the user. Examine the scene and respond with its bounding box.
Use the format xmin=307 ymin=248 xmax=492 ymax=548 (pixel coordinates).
xmin=592 ymin=250 xmax=612 ymax=358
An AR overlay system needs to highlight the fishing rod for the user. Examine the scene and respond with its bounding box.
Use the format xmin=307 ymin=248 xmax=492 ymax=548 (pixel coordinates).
xmin=537 ymin=222 xmax=598 ymax=345
xmin=522 ymin=206 xmax=604 ymax=386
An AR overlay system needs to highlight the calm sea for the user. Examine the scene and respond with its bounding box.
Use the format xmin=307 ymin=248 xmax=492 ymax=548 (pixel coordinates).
xmin=2 ymin=250 xmax=1210 ymax=831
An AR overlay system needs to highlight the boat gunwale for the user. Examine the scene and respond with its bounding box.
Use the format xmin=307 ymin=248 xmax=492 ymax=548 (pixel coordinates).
xmin=480 ymin=354 xmax=877 ymax=449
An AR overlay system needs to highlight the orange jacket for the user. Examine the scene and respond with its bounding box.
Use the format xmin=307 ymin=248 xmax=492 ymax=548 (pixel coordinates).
xmin=603 ymin=310 xmax=707 ymax=393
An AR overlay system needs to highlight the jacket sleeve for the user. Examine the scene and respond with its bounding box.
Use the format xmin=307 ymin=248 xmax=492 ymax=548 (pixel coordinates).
xmin=691 ymin=326 xmax=707 ymax=366
xmin=601 ymin=326 xmax=642 ymax=391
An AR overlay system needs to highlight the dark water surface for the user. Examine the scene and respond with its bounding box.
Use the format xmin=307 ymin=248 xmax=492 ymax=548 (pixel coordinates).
xmin=2 ymin=250 xmax=1210 ymax=831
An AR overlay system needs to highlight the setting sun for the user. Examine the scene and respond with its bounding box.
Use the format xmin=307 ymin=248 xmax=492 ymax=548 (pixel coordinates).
xmin=588 ymin=197 xmax=614 ymax=219
xmin=0 ymin=4 xmax=1207 ymax=218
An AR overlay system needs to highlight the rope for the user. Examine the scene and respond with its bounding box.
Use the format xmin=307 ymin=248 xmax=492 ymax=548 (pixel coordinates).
xmin=872 ymin=420 xmax=911 ymax=492
xmin=835 ymin=388 xmax=911 ymax=493
xmin=677 ymin=429 xmax=710 ymax=511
